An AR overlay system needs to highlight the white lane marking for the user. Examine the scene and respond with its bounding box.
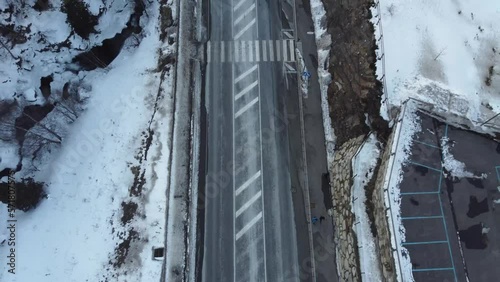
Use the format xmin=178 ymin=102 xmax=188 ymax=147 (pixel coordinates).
xmin=249 ymin=41 xmax=254 ymax=62
xmin=284 ymin=31 xmax=293 ymax=39
xmin=235 ymin=80 xmax=258 ymax=100
xmin=221 ymin=41 xmax=225 ymax=63
xmin=236 ymin=191 xmax=262 ymax=217
xmin=235 ymin=65 xmax=258 ymax=83
xmin=234 ymin=41 xmax=240 ymax=62
xmin=275 ymin=39 xmax=280 ymax=61
xmin=234 ymin=3 xmax=255 ymax=25
xmin=207 ymin=41 xmax=211 ymax=62
xmin=262 ymin=40 xmax=267 ymax=62
xmin=256 ymin=62 xmax=268 ymax=282
xmin=285 ymin=62 xmax=295 ymax=72
xmin=255 ymin=40 xmax=260 ymax=62
xmin=235 ymin=171 xmax=261 ymax=195
xmin=233 ymin=0 xmax=247 ymax=12
xmin=289 ymin=40 xmax=295 ymax=61
xmin=229 ymin=41 xmax=233 ymax=62
xmin=241 ymin=40 xmax=247 ymax=62
xmin=282 ymin=40 xmax=288 ymax=61
xmin=235 ymin=97 xmax=259 ymax=117
xmin=307 ymin=31 xmax=314 ymax=35
xmin=234 ymin=18 xmax=256 ymax=40
xmin=235 ymin=211 xmax=263 ymax=240
xmin=269 ymin=40 xmax=274 ymax=61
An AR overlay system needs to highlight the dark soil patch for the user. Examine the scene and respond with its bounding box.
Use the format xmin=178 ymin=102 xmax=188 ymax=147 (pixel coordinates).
xmin=40 ymin=75 xmax=53 ymax=99
xmin=129 ymin=165 xmax=146 ymax=197
xmin=33 ymin=0 xmax=50 ymax=12
xmin=0 ymin=178 xmax=47 ymax=211
xmin=322 ymin=0 xmax=390 ymax=147
xmin=485 ymin=65 xmax=494 ymax=86
xmin=111 ymin=229 xmax=140 ymax=268
xmin=14 ymin=104 xmax=54 ymax=142
xmin=61 ymin=0 xmax=98 ymax=40
xmin=72 ymin=0 xmax=145 ymax=70
xmin=160 ymin=5 xmax=174 ymax=41
xmin=121 ymin=201 xmax=138 ymax=225
xmin=142 ymin=129 xmax=154 ymax=161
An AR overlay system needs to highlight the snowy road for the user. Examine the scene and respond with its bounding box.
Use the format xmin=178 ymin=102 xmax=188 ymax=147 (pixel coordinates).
xmin=201 ymin=0 xmax=302 ymax=281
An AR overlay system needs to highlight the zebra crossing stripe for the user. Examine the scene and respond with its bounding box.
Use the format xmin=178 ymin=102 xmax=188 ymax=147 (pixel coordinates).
xmin=275 ymin=39 xmax=280 ymax=61
xmin=288 ymin=40 xmax=295 ymax=62
xmin=249 ymin=41 xmax=254 ymax=62
xmin=262 ymin=40 xmax=267 ymax=62
xmin=221 ymin=41 xmax=225 ymax=63
xmin=269 ymin=40 xmax=274 ymax=61
xmin=234 ymin=41 xmax=240 ymax=62
xmin=207 ymin=41 xmax=212 ymax=62
xmin=241 ymin=40 xmax=247 ymax=62
xmin=282 ymin=40 xmax=288 ymax=61
xmin=255 ymin=40 xmax=260 ymax=62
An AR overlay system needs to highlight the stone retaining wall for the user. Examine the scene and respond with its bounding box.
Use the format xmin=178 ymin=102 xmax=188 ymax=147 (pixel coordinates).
xmin=330 ymin=135 xmax=365 ymax=282
xmin=371 ymin=130 xmax=398 ymax=281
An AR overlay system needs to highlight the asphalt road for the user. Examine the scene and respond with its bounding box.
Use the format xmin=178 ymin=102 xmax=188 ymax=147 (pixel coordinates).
xmin=201 ymin=0 xmax=303 ymax=281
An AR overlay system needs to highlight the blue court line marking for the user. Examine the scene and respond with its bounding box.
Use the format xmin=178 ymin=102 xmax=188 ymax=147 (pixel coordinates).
xmin=408 ymin=161 xmax=442 ymax=173
xmin=437 ymin=124 xmax=458 ymax=282
xmin=412 ymin=267 xmax=454 ymax=272
xmin=401 ymin=191 xmax=440 ymax=195
xmin=414 ymin=139 xmax=441 ymax=149
xmin=403 ymin=240 xmax=448 ymax=246
xmin=401 ymin=215 xmax=443 ymax=220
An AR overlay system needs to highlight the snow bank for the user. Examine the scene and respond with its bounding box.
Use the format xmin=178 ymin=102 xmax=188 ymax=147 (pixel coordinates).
xmin=383 ymin=102 xmax=422 ymax=282
xmin=441 ymin=136 xmax=487 ymax=179
xmin=351 ymin=134 xmax=383 ymax=282
xmin=376 ymin=0 xmax=500 ymax=124
xmin=309 ymin=0 xmax=335 ymax=164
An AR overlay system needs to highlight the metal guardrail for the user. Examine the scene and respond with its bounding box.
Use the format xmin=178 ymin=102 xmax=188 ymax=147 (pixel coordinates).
xmin=373 ymin=1 xmax=391 ymax=120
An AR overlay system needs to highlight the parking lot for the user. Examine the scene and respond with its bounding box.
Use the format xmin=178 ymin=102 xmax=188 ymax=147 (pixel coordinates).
xmin=398 ymin=110 xmax=500 ymax=281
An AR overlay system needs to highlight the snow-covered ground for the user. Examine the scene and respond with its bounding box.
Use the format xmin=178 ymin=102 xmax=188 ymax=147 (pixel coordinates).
xmin=308 ymin=0 xmax=335 ymax=168
xmin=375 ymin=0 xmax=500 ymax=124
xmin=383 ymin=102 xmax=422 ymax=282
xmin=351 ymin=134 xmax=383 ymax=282
xmin=0 ymin=1 xmax=176 ymax=281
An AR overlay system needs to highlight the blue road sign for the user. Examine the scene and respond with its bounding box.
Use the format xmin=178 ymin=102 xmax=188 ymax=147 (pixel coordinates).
xmin=302 ymin=71 xmax=311 ymax=78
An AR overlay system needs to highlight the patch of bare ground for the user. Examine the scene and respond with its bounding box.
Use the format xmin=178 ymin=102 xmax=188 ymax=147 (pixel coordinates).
xmin=321 ymin=0 xmax=392 ymax=280
xmin=322 ymin=0 xmax=389 ymax=147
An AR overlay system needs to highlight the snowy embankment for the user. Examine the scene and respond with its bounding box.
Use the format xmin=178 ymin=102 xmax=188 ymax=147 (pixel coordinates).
xmin=374 ymin=0 xmax=500 ymax=125
xmin=308 ymin=0 xmax=335 ymax=165
xmin=0 ymin=1 xmax=176 ymax=281
xmin=382 ymin=102 xmax=421 ymax=282
xmin=351 ymin=134 xmax=383 ymax=282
